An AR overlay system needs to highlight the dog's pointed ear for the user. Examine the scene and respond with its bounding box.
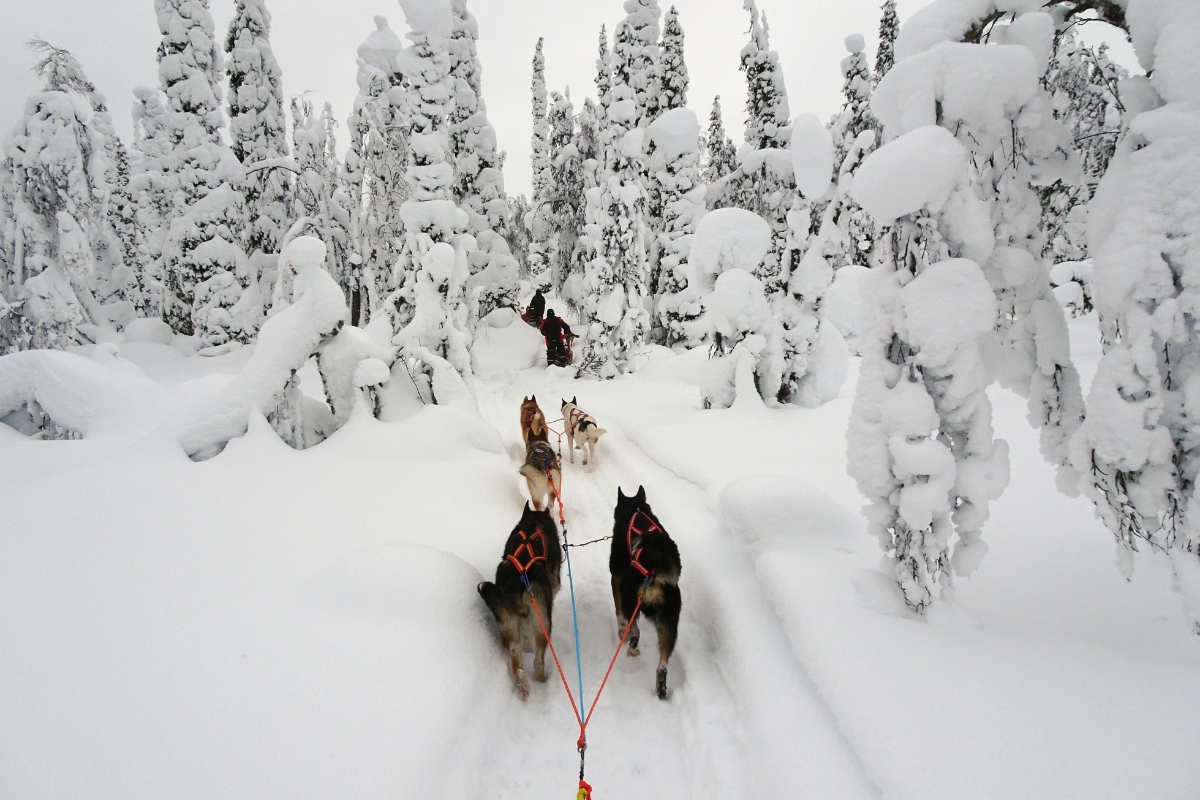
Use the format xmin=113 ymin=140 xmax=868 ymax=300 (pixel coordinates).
xmin=572 ymin=396 xmax=577 ymax=404
xmin=562 ymin=398 xmax=568 ymax=408
xmin=636 ymin=485 xmax=646 ymax=503
xmin=617 ymin=487 xmax=626 ymax=501
xmin=530 ymin=394 xmax=536 ymax=402
xmin=523 ymin=396 xmax=529 ymax=402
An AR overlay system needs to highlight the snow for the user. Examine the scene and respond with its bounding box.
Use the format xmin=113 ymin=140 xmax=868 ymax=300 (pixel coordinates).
xmin=872 ymin=41 xmax=1038 ymax=143
xmin=849 ymin=125 xmax=967 ymax=223
xmin=646 ymin=106 xmax=699 ymax=163
xmin=789 ymin=112 xmax=833 ymax=199
xmin=894 ymin=0 xmax=1042 ymax=61
xmin=688 ymin=208 xmax=772 ymax=293
xmin=2 ymin=305 xmax=1199 ymax=799
xmin=1126 ymin=0 xmax=1200 ymax=103
xmin=398 ymin=0 xmax=454 ymax=40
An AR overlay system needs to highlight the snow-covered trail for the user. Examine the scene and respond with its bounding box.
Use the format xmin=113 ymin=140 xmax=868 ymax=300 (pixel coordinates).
xmin=472 ymin=367 xmax=879 ymax=799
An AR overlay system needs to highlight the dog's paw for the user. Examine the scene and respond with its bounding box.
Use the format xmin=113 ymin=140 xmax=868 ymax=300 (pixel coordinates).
xmin=534 ymin=662 xmax=548 ymax=682
xmin=515 ymin=670 xmax=531 ymax=701
xmin=656 ymin=665 xmax=668 ymax=700
xmin=627 ymin=645 xmax=641 ymax=657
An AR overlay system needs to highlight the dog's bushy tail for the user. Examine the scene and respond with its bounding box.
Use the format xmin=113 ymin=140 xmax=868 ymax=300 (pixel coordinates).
xmin=519 ymin=464 xmax=544 ymax=484
xmin=593 ymin=427 xmax=608 ymax=440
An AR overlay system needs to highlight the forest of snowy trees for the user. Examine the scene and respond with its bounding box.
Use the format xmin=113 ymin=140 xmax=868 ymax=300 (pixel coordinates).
xmin=2 ymin=0 xmax=1199 ymax=632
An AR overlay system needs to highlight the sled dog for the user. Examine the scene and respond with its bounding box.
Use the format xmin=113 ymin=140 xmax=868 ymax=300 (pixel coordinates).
xmin=520 ymin=396 xmax=548 ymax=446
xmin=520 ymin=438 xmax=562 ymax=513
xmin=561 ymin=397 xmax=607 ymax=466
xmin=609 ymin=486 xmax=682 ymax=700
xmin=478 ymin=503 xmax=563 ymax=700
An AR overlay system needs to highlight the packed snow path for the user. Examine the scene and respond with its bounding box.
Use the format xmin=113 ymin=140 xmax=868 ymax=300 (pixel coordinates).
xmin=473 ymin=369 xmax=879 ymax=799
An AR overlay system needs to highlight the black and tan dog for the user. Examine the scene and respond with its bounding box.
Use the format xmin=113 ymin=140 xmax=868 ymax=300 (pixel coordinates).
xmin=610 ymin=486 xmax=682 ymax=700
xmin=478 ymin=503 xmax=563 ymax=700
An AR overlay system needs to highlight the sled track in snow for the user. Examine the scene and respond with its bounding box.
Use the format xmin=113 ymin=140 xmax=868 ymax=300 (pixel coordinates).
xmin=473 ymin=374 xmax=880 ymax=799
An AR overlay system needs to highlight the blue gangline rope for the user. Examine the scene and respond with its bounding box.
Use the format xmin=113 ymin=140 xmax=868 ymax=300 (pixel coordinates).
xmin=561 ymin=526 xmax=587 ymax=742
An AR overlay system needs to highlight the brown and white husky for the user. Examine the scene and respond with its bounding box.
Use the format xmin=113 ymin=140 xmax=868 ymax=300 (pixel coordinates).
xmin=478 ymin=503 xmax=563 ymax=700
xmin=520 ymin=395 xmax=548 ymax=446
xmin=561 ymin=397 xmax=607 ymax=466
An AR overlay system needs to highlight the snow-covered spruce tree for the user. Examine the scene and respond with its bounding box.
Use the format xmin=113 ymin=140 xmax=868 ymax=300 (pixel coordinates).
xmin=562 ymin=97 xmax=604 ymax=318
xmin=846 ymin=126 xmax=1007 ymax=612
xmin=344 ymin=16 xmax=410 ymax=324
xmin=448 ymin=0 xmax=517 ymax=319
xmin=844 ymin=3 xmax=1091 ymax=611
xmin=1067 ymin=5 xmax=1200 ymax=632
xmin=1 ymin=43 xmax=115 ymax=353
xmin=448 ymin=0 xmax=506 ymax=233
xmin=389 ymin=0 xmax=473 ymax=398
xmin=155 ymin=0 xmax=252 ymax=344
xmin=658 ymin=5 xmax=688 ymax=114
xmin=830 ymin=34 xmax=878 ymax=177
xmin=612 ymin=0 xmax=663 ymax=128
xmin=32 ymin=41 xmax=142 ymax=322
xmin=713 ymin=0 xmax=795 ymax=293
xmin=548 ymin=91 xmax=584 ymax=293
xmin=776 ymin=114 xmax=854 ymax=408
xmin=225 ymin=0 xmax=290 ymax=274
xmin=1040 ymin=33 xmax=1126 ymax=263
xmin=825 ymin=34 xmax=881 ymax=271
xmin=648 ymin=108 xmax=706 ymax=348
xmin=129 ymin=86 xmax=172 ymax=318
xmin=579 ymin=108 xmax=650 ymax=378
xmin=875 ymin=0 xmax=899 ymax=80
xmin=596 ymin=25 xmax=614 ymax=118
xmin=502 ymin=194 xmax=531 ymax=275
xmin=739 ymin=1 xmax=790 ymax=151
xmin=702 ymin=95 xmax=738 ymax=186
xmin=291 ymin=98 xmax=354 ymax=305
xmin=527 ymin=38 xmax=553 ymax=291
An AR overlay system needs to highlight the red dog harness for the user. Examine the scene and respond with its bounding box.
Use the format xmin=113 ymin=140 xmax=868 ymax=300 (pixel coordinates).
xmin=626 ymin=510 xmax=660 ymax=578
xmin=567 ymin=406 xmax=589 ymax=433
xmin=507 ymin=526 xmax=548 ymax=575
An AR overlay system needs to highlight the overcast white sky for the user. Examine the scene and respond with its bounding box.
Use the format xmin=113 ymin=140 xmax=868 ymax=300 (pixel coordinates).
xmin=0 ymin=0 xmax=1137 ymax=199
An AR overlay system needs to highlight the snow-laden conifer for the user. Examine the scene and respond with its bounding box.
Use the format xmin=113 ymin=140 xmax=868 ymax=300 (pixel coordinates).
xmin=658 ymin=6 xmax=688 ymax=114
xmin=612 ymin=0 xmax=663 ymax=128
xmin=875 ymin=0 xmax=899 ymax=80
xmin=389 ymin=0 xmax=473 ymax=399
xmin=846 ymin=3 xmax=1089 ymax=612
xmin=1 ymin=43 xmax=117 ymax=352
xmin=578 ymin=114 xmax=649 ymax=378
xmin=548 ymin=91 xmax=584 ymax=292
xmin=129 ymin=86 xmax=172 ymax=318
xmin=702 ymin=96 xmax=738 ymax=186
xmin=291 ymin=98 xmax=354 ymax=306
xmin=225 ymin=0 xmax=290 ymax=265
xmin=154 ymin=0 xmax=252 ymax=344
xmin=1040 ymin=33 xmax=1125 ymax=263
xmin=739 ymin=1 xmax=790 ymax=151
xmin=343 ymin=16 xmax=410 ymax=324
xmin=709 ymin=1 xmax=795 ymax=292
xmin=648 ymin=108 xmax=706 ymax=347
xmin=1066 ymin=3 xmax=1200 ymax=633
xmin=527 ymin=38 xmax=553 ymax=290
xmin=447 ymin=0 xmax=517 ymax=318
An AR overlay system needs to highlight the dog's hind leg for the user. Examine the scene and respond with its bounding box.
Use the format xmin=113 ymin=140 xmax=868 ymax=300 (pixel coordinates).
xmin=566 ymin=431 xmax=575 ymax=463
xmin=651 ymin=584 xmax=682 ymax=700
xmin=533 ymin=591 xmax=551 ymax=682
xmin=500 ymin=624 xmax=529 ymax=700
xmin=613 ymin=575 xmax=642 ymax=656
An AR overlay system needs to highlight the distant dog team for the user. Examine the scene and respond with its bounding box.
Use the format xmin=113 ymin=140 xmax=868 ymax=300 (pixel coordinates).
xmin=478 ymin=396 xmax=682 ymax=702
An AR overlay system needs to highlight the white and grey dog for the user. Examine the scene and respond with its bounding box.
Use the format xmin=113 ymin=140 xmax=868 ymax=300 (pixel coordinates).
xmin=561 ymin=397 xmax=607 ymax=466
